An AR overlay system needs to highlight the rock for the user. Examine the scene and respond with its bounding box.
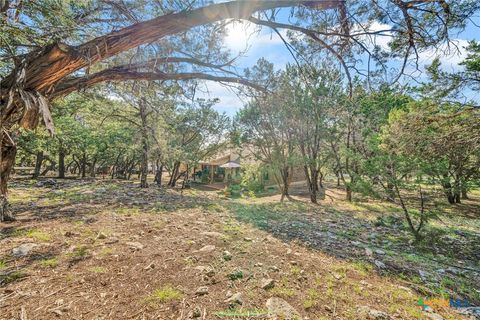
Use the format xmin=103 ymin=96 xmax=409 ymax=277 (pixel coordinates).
xmin=36 ymin=179 xmax=57 ymax=187
xmin=290 ymin=261 xmax=298 ymax=265
xmin=12 ymin=243 xmax=38 ymax=257
xmin=456 ymin=307 xmax=480 ymax=319
xmin=224 ymin=292 xmax=243 ymax=306
xmin=201 ymin=231 xmax=225 ymax=238
xmin=266 ymin=297 xmax=301 ymax=320
xmin=254 ymin=262 xmax=264 ymax=267
xmin=424 ymin=312 xmax=443 ymax=320
xmin=375 ymin=249 xmax=385 ymax=255
xmin=260 ymin=278 xmax=275 ymax=290
xmin=358 ymin=306 xmax=390 ymax=319
xmin=269 ymin=265 xmax=279 ymax=272
xmin=374 ymin=260 xmax=386 ymax=269
xmin=96 ymin=232 xmax=107 ymax=239
xmin=368 ymin=309 xmax=391 ymax=319
xmin=365 ymin=248 xmax=373 ymax=256
xmin=197 ymin=245 xmax=215 ymax=253
xmin=419 ymin=270 xmax=431 ymax=281
xmin=195 ymin=286 xmax=209 ymax=296
xmin=125 ymin=242 xmax=144 ymax=250
xmin=244 ymin=237 xmax=253 ymax=242
xmin=223 ymin=250 xmax=232 ymax=261
xmin=332 ymin=272 xmax=342 ymax=280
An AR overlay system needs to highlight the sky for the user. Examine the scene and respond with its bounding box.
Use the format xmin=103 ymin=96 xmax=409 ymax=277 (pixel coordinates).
xmin=199 ymin=10 xmax=480 ymax=118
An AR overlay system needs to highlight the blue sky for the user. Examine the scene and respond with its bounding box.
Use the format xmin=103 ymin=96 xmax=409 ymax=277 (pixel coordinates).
xmin=200 ymin=12 xmax=480 ymax=118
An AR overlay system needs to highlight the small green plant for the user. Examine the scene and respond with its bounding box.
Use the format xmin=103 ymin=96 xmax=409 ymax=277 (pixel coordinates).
xmin=15 ymin=228 xmax=51 ymax=241
xmin=228 ymin=268 xmax=244 ymax=281
xmin=303 ymin=288 xmax=320 ymax=310
xmin=67 ymin=246 xmax=89 ymax=259
xmin=147 ymin=286 xmax=183 ymax=304
xmin=88 ymin=266 xmax=107 ymax=273
xmin=1 ymin=270 xmax=26 ymax=284
xmin=351 ymin=260 xmax=373 ymax=275
xmin=39 ymin=258 xmax=58 ymax=268
xmin=270 ymin=286 xmax=295 ymax=298
xmin=0 ymin=260 xmax=7 ymax=270
xmin=98 ymin=247 xmax=114 ymax=256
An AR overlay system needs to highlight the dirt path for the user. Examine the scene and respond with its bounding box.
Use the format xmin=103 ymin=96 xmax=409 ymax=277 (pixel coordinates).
xmin=0 ymin=179 xmax=474 ymax=319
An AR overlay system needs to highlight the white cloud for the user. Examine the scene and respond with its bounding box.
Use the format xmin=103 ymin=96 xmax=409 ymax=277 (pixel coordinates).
xmin=195 ymin=81 xmax=247 ymax=117
xmin=417 ymin=39 xmax=469 ymax=71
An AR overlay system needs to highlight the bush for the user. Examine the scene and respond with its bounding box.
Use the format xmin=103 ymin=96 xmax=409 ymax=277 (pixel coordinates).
xmin=240 ymin=164 xmax=265 ymax=194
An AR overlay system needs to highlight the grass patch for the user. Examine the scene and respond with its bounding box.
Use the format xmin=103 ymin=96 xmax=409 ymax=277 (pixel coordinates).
xmin=146 ymin=286 xmax=183 ymax=304
xmin=351 ymin=260 xmax=374 ymax=275
xmin=0 ymin=260 xmax=6 ymax=269
xmin=303 ymin=288 xmax=320 ymax=310
xmin=0 ymin=270 xmax=26 ymax=284
xmin=67 ymin=245 xmax=89 ymax=259
xmin=39 ymin=258 xmax=58 ymax=268
xmin=88 ymin=266 xmax=107 ymax=273
xmin=98 ymin=247 xmax=114 ymax=256
xmin=15 ymin=228 xmax=51 ymax=241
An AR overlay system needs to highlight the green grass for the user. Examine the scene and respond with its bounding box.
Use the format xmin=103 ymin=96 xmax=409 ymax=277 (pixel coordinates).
xmin=0 ymin=270 xmax=26 ymax=284
xmin=15 ymin=228 xmax=51 ymax=241
xmin=88 ymin=266 xmax=107 ymax=273
xmin=67 ymin=245 xmax=89 ymax=259
xmin=146 ymin=286 xmax=183 ymax=304
xmin=39 ymin=258 xmax=58 ymax=268
xmin=0 ymin=260 xmax=6 ymax=270
xmin=303 ymin=288 xmax=320 ymax=310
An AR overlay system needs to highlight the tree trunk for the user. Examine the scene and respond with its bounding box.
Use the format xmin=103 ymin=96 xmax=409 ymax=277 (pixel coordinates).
xmin=154 ymin=162 xmax=163 ymax=187
xmin=346 ymin=185 xmax=352 ymax=202
xmin=442 ymin=181 xmax=455 ymax=204
xmin=168 ymin=161 xmax=180 ymax=187
xmin=40 ymin=157 xmax=56 ymax=176
xmin=139 ymin=98 xmax=149 ymax=188
xmin=0 ymin=137 xmax=17 ymax=221
xmin=461 ymin=187 xmax=468 ymax=200
xmin=33 ymin=151 xmax=44 ymax=179
xmin=81 ymin=152 xmax=87 ymax=178
xmin=58 ymin=141 xmax=65 ymax=178
xmin=90 ymin=158 xmax=97 ymax=177
xmin=280 ymin=166 xmax=290 ymax=202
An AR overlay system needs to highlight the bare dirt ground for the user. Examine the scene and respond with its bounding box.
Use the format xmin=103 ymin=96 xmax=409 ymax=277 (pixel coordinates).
xmin=0 ymin=178 xmax=477 ymax=320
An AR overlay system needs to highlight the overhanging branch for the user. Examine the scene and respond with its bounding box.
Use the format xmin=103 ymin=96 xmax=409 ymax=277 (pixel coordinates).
xmin=52 ymin=69 xmax=267 ymax=98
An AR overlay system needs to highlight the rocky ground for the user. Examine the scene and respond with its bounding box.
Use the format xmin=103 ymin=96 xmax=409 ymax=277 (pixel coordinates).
xmin=0 ymin=178 xmax=478 ymax=319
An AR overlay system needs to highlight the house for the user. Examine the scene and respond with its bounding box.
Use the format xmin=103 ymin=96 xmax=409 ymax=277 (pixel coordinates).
xmin=196 ymin=147 xmax=306 ymax=187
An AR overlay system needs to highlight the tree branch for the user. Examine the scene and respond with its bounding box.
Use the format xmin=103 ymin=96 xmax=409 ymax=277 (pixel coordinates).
xmin=52 ymin=69 xmax=267 ymax=98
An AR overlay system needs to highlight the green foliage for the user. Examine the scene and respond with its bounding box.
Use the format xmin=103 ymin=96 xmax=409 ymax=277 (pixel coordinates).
xmin=39 ymin=258 xmax=59 ymax=268
xmin=227 ymin=268 xmax=244 ymax=281
xmin=147 ymin=286 xmax=183 ymax=304
xmin=240 ymin=164 xmax=265 ymax=194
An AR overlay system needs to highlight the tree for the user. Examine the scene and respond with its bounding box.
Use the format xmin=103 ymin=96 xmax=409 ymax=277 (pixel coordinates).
xmin=236 ymin=85 xmax=300 ymax=201
xmin=0 ymin=0 xmax=472 ymax=221
xmin=164 ymin=99 xmax=229 ymax=188
xmin=386 ymin=101 xmax=480 ymax=204
xmin=284 ymin=64 xmax=343 ymax=203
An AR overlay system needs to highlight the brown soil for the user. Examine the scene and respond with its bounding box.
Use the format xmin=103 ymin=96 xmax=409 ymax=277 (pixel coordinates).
xmin=0 ymin=179 xmax=472 ymax=319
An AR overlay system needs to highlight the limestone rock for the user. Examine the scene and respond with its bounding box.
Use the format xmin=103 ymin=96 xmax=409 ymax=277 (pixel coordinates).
xmin=12 ymin=243 xmax=38 ymax=257
xmin=266 ymin=297 xmax=301 ymax=320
